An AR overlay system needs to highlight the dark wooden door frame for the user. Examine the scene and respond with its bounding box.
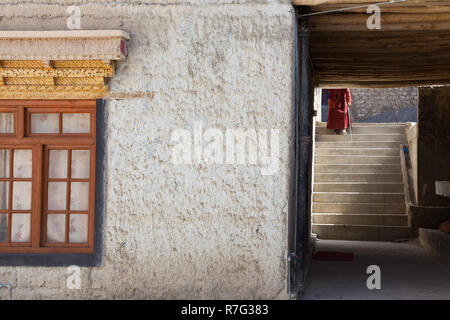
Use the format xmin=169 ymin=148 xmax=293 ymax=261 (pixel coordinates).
xmin=289 ymin=10 xmax=314 ymax=297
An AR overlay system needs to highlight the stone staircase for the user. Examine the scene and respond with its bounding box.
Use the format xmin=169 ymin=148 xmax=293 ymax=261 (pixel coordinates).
xmin=312 ymin=122 xmax=411 ymax=241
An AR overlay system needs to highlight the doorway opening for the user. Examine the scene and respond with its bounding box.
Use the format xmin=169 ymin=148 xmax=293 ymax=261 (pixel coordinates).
xmin=291 ymin=1 xmax=450 ymax=299
xmin=303 ymin=86 xmax=450 ymax=299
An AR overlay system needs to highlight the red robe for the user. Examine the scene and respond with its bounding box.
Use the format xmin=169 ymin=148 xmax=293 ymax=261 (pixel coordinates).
xmin=327 ymin=89 xmax=351 ymax=130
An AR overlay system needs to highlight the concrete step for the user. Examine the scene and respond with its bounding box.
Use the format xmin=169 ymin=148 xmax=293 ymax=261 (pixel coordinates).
xmin=315 ymin=164 xmax=401 ymax=174
xmin=316 ymin=141 xmax=402 ymax=148
xmin=315 ymin=173 xmax=403 ymax=183
xmin=311 ymin=122 xmax=408 ymax=241
xmin=316 ymin=126 xmax=405 ymax=135
xmin=315 ymin=148 xmax=399 ymax=156
xmin=313 ymin=202 xmax=405 ymax=214
xmin=313 ymin=192 xmax=404 ymax=204
xmin=313 ymin=213 xmax=409 ymax=226
xmin=312 ymin=224 xmax=412 ymax=241
xmin=315 ymin=156 xmax=400 ymax=165
xmin=314 ymin=182 xmax=404 ymax=193
xmin=316 ymin=134 xmax=406 ymax=142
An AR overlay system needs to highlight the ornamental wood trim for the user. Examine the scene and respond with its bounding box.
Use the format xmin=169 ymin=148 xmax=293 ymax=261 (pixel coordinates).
xmin=0 ymin=30 xmax=128 ymax=99
xmin=0 ymin=60 xmax=114 ymax=99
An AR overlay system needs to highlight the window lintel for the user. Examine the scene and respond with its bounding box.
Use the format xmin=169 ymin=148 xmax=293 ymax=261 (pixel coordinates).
xmin=0 ymin=30 xmax=130 ymax=100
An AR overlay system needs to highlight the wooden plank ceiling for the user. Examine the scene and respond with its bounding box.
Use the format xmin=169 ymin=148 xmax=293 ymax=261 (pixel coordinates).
xmin=293 ymin=0 xmax=450 ymax=88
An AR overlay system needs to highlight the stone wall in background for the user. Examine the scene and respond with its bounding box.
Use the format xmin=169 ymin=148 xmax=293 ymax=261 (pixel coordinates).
xmin=349 ymin=87 xmax=418 ymax=122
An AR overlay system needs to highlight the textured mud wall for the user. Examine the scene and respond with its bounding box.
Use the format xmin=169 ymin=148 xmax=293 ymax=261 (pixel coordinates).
xmin=405 ymin=122 xmax=418 ymax=204
xmin=0 ymin=1 xmax=294 ymax=299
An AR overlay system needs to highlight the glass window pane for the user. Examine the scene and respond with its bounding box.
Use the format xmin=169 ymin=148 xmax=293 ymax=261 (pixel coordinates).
xmin=69 ymin=214 xmax=88 ymax=243
xmin=62 ymin=113 xmax=90 ymax=133
xmin=70 ymin=182 xmax=89 ymax=211
xmin=12 ymin=181 xmax=31 ymax=210
xmin=71 ymin=150 xmax=90 ymax=179
xmin=49 ymin=150 xmax=68 ymax=178
xmin=0 ymin=214 xmax=7 ymax=242
xmin=11 ymin=213 xmax=30 ymax=242
xmin=31 ymin=113 xmax=59 ymax=134
xmin=46 ymin=214 xmax=66 ymax=243
xmin=0 ymin=149 xmax=10 ymax=178
xmin=47 ymin=182 xmax=66 ymax=211
xmin=0 ymin=181 xmax=9 ymax=210
xmin=13 ymin=149 xmax=32 ymax=178
xmin=0 ymin=113 xmax=14 ymax=134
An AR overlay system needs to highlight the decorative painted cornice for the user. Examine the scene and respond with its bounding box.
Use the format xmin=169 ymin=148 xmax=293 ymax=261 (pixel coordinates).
xmin=0 ymin=30 xmax=129 ymax=99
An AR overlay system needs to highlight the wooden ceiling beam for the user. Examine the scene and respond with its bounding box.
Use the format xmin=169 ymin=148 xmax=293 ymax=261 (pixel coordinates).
xmin=300 ymin=2 xmax=450 ymax=87
xmin=308 ymin=12 xmax=450 ymax=24
xmin=310 ymin=46 xmax=450 ymax=54
xmin=316 ymin=73 xmax=450 ymax=81
xmin=311 ymin=54 xmax=450 ymax=64
xmin=315 ymin=66 xmax=450 ymax=73
xmin=307 ymin=12 xmax=450 ymax=31
xmin=309 ymin=21 xmax=450 ymax=32
xmin=310 ymin=6 xmax=450 ymax=14
xmin=310 ymin=33 xmax=450 ymax=54
xmin=309 ymin=6 xmax=450 ymax=14
xmin=294 ymin=0 xmax=449 ymax=6
xmin=294 ymin=0 xmax=393 ymax=5
xmin=310 ymin=30 xmax=450 ymax=39
xmin=314 ymin=69 xmax=450 ymax=76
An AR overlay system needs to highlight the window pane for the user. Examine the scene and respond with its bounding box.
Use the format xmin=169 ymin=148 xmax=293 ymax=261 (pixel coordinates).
xmin=13 ymin=149 xmax=32 ymax=178
xmin=71 ymin=150 xmax=90 ymax=179
xmin=62 ymin=113 xmax=90 ymax=133
xmin=46 ymin=214 xmax=66 ymax=243
xmin=0 ymin=181 xmax=9 ymax=210
xmin=0 ymin=214 xmax=7 ymax=242
xmin=0 ymin=113 xmax=14 ymax=134
xmin=11 ymin=213 xmax=30 ymax=242
xmin=69 ymin=214 xmax=88 ymax=243
xmin=47 ymin=182 xmax=67 ymax=210
xmin=49 ymin=150 xmax=68 ymax=178
xmin=0 ymin=149 xmax=10 ymax=178
xmin=12 ymin=181 xmax=31 ymax=210
xmin=70 ymin=182 xmax=89 ymax=210
xmin=31 ymin=113 xmax=59 ymax=134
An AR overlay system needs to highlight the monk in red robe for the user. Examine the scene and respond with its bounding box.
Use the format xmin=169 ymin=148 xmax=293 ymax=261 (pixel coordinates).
xmin=327 ymin=88 xmax=351 ymax=134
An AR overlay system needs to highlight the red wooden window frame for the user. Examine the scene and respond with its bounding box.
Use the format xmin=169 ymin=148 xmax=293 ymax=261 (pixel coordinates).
xmin=0 ymin=100 xmax=96 ymax=254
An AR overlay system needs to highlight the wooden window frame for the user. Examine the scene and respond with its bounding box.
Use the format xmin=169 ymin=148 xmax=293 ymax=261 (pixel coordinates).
xmin=0 ymin=100 xmax=96 ymax=254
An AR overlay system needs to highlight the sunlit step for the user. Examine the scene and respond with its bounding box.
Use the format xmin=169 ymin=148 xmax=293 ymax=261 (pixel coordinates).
xmin=313 ymin=202 xmax=405 ymax=214
xmin=316 ymin=126 xmax=404 ymax=135
xmin=314 ymin=182 xmax=404 ymax=193
xmin=315 ymin=155 xmax=400 ymax=165
xmin=312 ymin=224 xmax=411 ymax=241
xmin=316 ymin=134 xmax=406 ymax=142
xmin=313 ymin=213 xmax=409 ymax=226
xmin=315 ymin=164 xmax=401 ymax=173
xmin=315 ymin=148 xmax=399 ymax=156
xmin=315 ymin=173 xmax=403 ymax=183
xmin=313 ymin=192 xmax=404 ymax=204
xmin=316 ymin=141 xmax=401 ymax=148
